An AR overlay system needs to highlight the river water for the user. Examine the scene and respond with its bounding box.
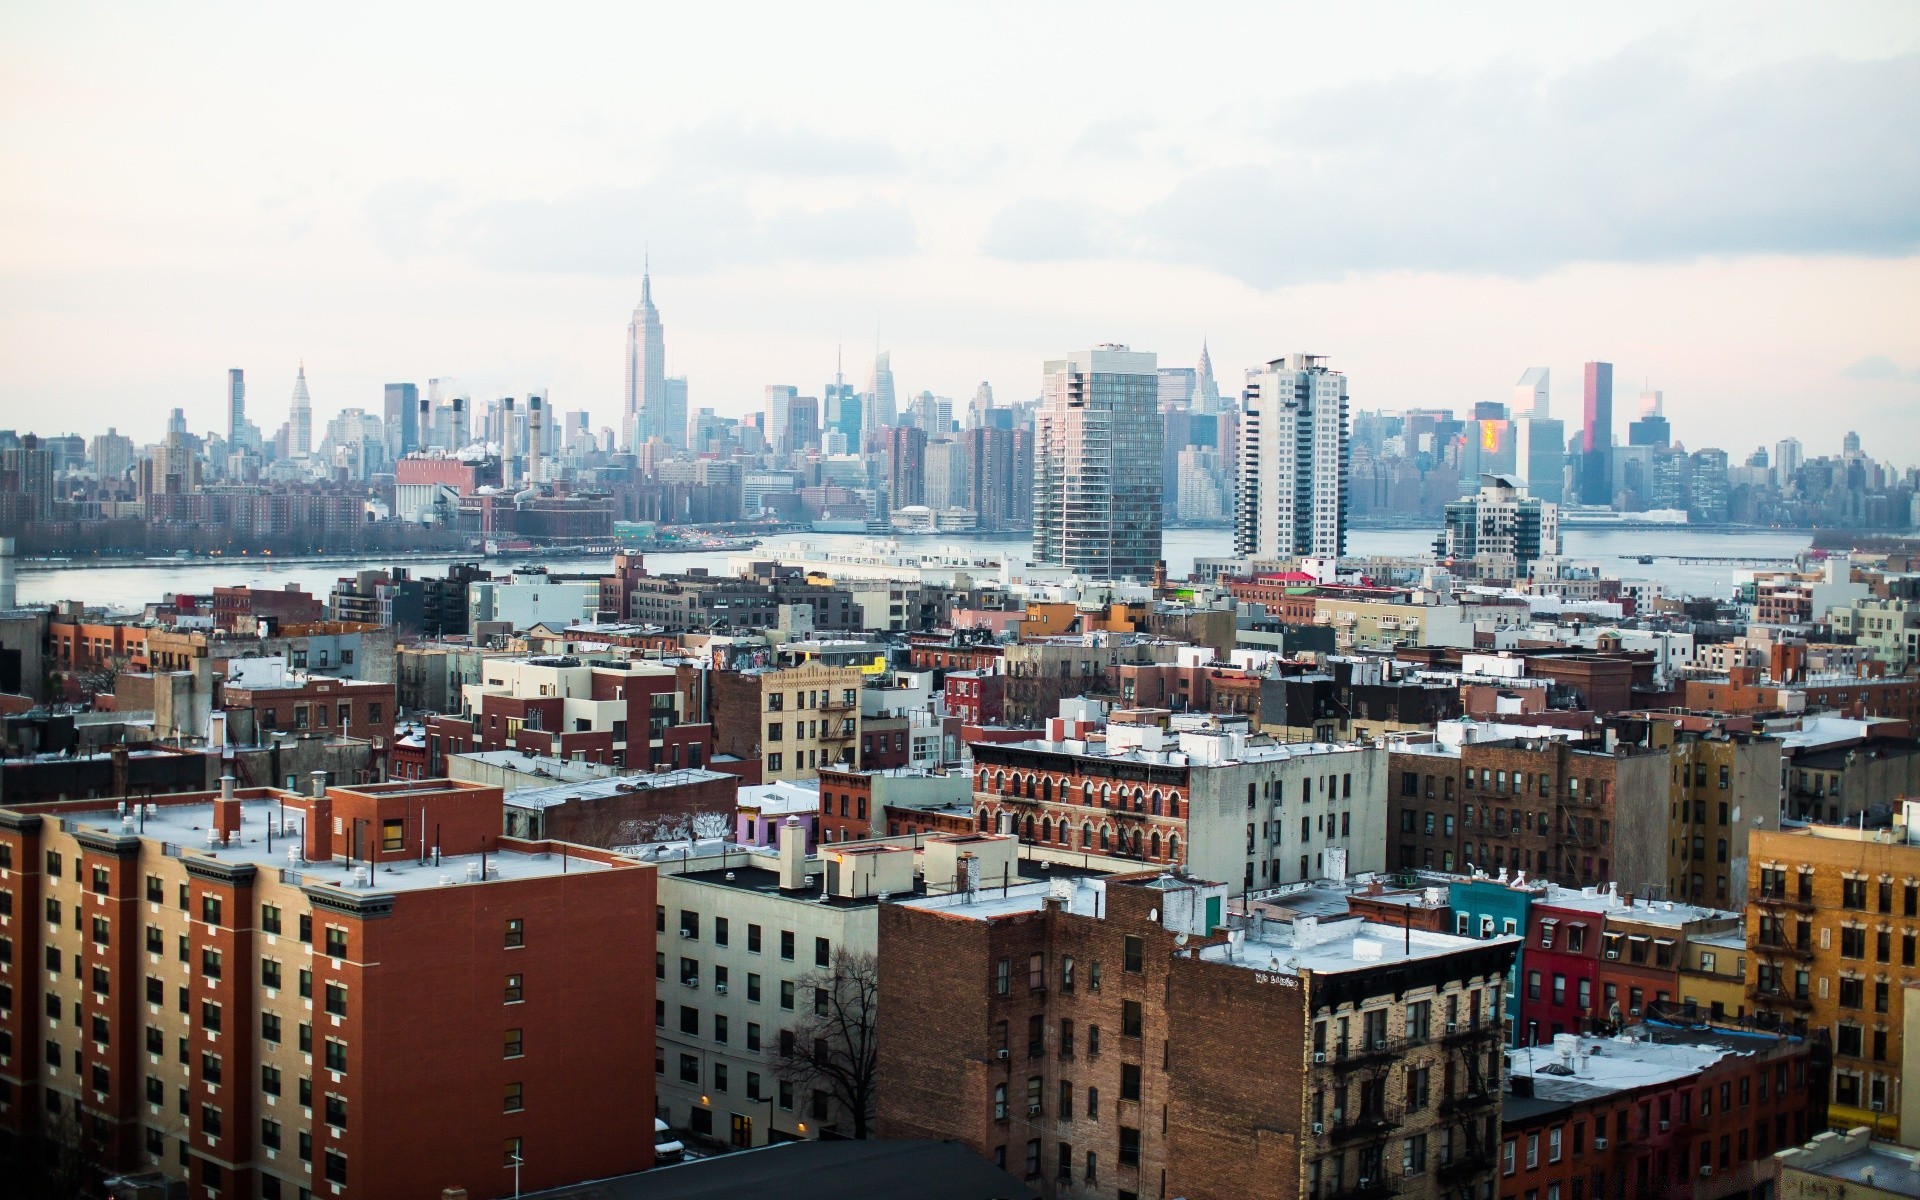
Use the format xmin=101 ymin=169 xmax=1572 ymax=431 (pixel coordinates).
xmin=13 ymin=526 xmax=1814 ymax=613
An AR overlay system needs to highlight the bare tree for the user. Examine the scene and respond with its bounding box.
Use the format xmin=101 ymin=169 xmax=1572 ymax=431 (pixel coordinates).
xmin=775 ymin=949 xmax=879 ymax=1138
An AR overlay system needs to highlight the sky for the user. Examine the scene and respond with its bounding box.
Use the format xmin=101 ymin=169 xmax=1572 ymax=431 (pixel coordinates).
xmin=1 ymin=1 xmax=1918 ymax=463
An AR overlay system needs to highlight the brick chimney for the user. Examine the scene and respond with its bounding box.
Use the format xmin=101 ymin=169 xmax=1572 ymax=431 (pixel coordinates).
xmin=303 ymin=771 xmax=332 ymax=863
xmin=214 ymin=775 xmax=241 ymax=844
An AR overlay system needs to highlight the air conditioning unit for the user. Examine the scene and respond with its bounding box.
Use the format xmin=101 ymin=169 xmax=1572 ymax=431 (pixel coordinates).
xmin=1605 ymin=950 xmax=1620 ymax=959
xmin=714 ymin=983 xmax=727 ymax=995
xmin=1313 ymin=1051 xmax=1327 ymax=1063
xmin=679 ymin=930 xmax=694 ymax=938
xmin=1873 ymin=1100 xmax=1886 ymax=1112
xmin=1700 ymin=1165 xmax=1712 ymax=1177
xmin=996 ymin=1048 xmax=1009 ymax=1059
xmin=1312 ymin=1122 xmax=1324 ymax=1135
xmin=1372 ymin=1039 xmax=1388 ymax=1051
xmin=1660 ymin=1120 xmax=1671 ymax=1131
xmin=1594 ymin=1137 xmax=1608 ymax=1149
xmin=1028 ymin=1104 xmax=1042 ymax=1116
xmin=1445 ymin=1022 xmax=1458 ymax=1034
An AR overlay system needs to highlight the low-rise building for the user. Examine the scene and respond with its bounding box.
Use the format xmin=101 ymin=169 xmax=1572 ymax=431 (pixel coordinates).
xmin=877 ymin=870 xmax=1519 ymax=1200
xmin=711 ymin=662 xmax=864 ymax=783
xmin=1502 ymin=1023 xmax=1815 ymax=1200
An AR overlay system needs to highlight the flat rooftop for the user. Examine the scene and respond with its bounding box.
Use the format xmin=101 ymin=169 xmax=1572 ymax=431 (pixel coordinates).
xmin=1780 ymin=1138 xmax=1920 ymax=1196
xmin=1509 ymin=1022 xmax=1795 ymax=1102
xmin=505 ymin=768 xmax=733 ymax=809
xmin=896 ymin=875 xmax=1107 ymax=922
xmin=61 ymin=798 xmax=615 ymax=893
xmin=1197 ymin=915 xmax=1517 ymax=978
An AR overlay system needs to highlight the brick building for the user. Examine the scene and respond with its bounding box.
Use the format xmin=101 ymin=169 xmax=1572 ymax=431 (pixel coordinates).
xmin=0 ymin=776 xmax=655 ymax=1199
xmin=710 ymin=663 xmax=863 ymax=783
xmin=1686 ymin=665 xmax=1920 ymax=725
xmin=432 ymin=655 xmax=712 ymax=774
xmin=1747 ymin=814 xmax=1920 ymax=1135
xmin=1592 ymin=899 xmax=1740 ymax=1029
xmin=877 ymin=870 xmax=1518 ymax=1200
xmin=212 ymin=584 xmax=325 ymax=634
xmin=500 ymin=768 xmax=739 ymax=846
xmin=1386 ymin=732 xmax=1670 ymax=896
xmin=1501 ymin=1023 xmax=1815 ymax=1200
xmin=945 ymin=670 xmax=1007 ymax=727
xmin=219 ymin=674 xmax=397 ymax=744
xmin=972 ymin=718 xmax=1387 ymax=890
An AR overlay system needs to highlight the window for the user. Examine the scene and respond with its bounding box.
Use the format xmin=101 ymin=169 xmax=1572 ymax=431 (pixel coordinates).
xmin=504 ymin=1082 xmax=524 ymax=1113
xmin=1119 ymin=1126 xmax=1141 ymax=1166
xmin=715 ymin=917 xmax=729 ymax=947
xmin=324 ymin=1039 xmax=346 ymax=1073
xmin=1123 ymin=935 xmax=1144 ymax=974
xmin=748 ymin=924 xmax=763 ymax=953
xmin=780 ymin=981 xmax=795 ymax=1010
xmin=201 ymin=894 xmax=222 ymax=926
xmin=504 ymin=1028 xmax=523 ymax=1058
xmin=816 ymin=936 xmax=831 ymax=967
xmin=680 ymin=911 xmax=700 ymax=940
xmin=1122 ymin=1000 xmax=1143 ymax=1039
xmin=324 ymin=927 xmax=347 ymax=958
xmin=1120 ymin=1063 xmax=1142 ymax=1101
xmin=505 ymin=918 xmax=524 ymax=948
xmin=781 ymin=930 xmax=795 ymax=960
xmin=324 ymin=983 xmax=347 ymax=1017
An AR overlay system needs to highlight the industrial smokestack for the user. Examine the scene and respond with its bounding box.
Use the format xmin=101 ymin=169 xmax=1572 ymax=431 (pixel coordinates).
xmin=528 ymin=394 xmax=544 ymax=484
xmin=501 ymin=396 xmax=517 ymax=488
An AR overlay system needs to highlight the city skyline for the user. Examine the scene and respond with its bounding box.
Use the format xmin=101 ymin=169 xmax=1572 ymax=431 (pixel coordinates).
xmin=0 ymin=5 xmax=1916 ymax=454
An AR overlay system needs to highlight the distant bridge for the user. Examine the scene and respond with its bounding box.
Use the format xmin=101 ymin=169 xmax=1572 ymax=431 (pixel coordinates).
xmin=1619 ymin=555 xmax=1798 ymax=567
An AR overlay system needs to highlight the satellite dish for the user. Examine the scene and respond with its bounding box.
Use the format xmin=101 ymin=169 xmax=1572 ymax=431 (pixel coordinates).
xmin=1174 ymin=933 xmax=1189 ymax=947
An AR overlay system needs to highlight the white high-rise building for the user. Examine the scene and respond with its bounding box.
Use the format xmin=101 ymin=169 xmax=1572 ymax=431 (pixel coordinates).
xmin=863 ymin=352 xmax=897 ymax=442
xmin=289 ymin=363 xmax=313 ymax=458
xmin=1514 ymin=367 xmax=1550 ymax=418
xmin=1640 ymin=388 xmax=1663 ymax=418
xmin=1775 ymin=437 xmax=1804 ymax=489
xmin=1031 ymin=344 xmax=1162 ymax=579
xmin=624 ymin=264 xmax=670 ymax=450
xmin=1235 ymin=354 xmax=1349 ymax=559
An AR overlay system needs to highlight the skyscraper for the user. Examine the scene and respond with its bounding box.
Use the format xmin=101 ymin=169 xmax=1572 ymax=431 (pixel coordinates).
xmin=886 ymin=424 xmax=927 ymax=510
xmin=289 ymin=364 xmax=313 ymax=458
xmin=1579 ymin=360 xmax=1613 ymax=505
xmin=1514 ymin=367 xmax=1550 ymax=418
xmin=1514 ymin=415 xmax=1566 ymax=505
xmin=227 ymin=368 xmax=246 ymax=445
xmin=863 ymin=351 xmax=897 ymax=444
xmin=764 ymin=386 xmax=798 ymax=456
xmin=1235 ymin=353 xmax=1349 ymax=559
xmin=1627 ymin=387 xmax=1670 ymax=448
xmin=664 ymin=377 xmax=689 ymax=447
xmin=624 ymin=264 xmax=669 ymax=449
xmin=384 ymin=382 xmax=420 ymax=459
xmin=1192 ymin=341 xmax=1223 ymax=414
xmin=1775 ymin=437 xmax=1804 ymax=489
xmin=1032 ymin=344 xmax=1162 ymax=579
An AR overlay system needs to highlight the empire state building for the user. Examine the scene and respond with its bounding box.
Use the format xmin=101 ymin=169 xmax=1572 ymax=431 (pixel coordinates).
xmin=624 ymin=264 xmax=675 ymax=449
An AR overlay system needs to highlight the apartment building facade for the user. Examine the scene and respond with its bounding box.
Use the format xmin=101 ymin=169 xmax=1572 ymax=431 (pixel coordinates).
xmin=0 ymin=777 xmax=655 ymax=1199
xmin=1746 ymin=815 xmax=1920 ymax=1135
xmin=972 ymin=722 xmax=1387 ymax=890
xmin=710 ymin=663 xmax=864 ymax=783
xmin=877 ymin=871 xmax=1518 ymax=1200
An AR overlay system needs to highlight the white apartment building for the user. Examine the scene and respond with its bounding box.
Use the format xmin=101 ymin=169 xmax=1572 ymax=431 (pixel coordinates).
xmin=467 ymin=574 xmax=600 ymax=631
xmin=654 ymin=827 xmax=1024 ymax=1147
xmin=1236 ymin=353 xmax=1350 ymax=560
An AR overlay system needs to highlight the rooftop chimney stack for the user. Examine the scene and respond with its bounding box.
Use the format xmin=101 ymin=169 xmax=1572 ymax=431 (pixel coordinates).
xmin=778 ymin=817 xmax=808 ymax=891
xmin=214 ymin=774 xmax=241 ymax=843
xmin=304 ymin=772 xmax=332 ymax=863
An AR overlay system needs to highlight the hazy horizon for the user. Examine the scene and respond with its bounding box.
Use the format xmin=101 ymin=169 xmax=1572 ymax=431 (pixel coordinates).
xmin=2 ymin=1 xmax=1917 ymax=462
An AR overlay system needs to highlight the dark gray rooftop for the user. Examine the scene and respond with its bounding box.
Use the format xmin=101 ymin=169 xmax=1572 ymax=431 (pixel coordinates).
xmin=531 ymin=1138 xmax=1040 ymax=1200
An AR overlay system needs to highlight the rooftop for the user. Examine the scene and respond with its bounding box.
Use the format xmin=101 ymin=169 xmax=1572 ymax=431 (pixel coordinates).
xmin=1776 ymin=1129 xmax=1920 ymax=1197
xmin=528 ymin=1138 xmax=1040 ymax=1200
xmin=737 ymin=780 xmax=821 ymax=815
xmin=58 ymin=797 xmax=616 ymax=893
xmin=1509 ymin=1021 xmax=1797 ymax=1102
xmin=1198 ymin=914 xmax=1516 ymax=977
xmin=504 ymin=768 xmax=734 ymax=810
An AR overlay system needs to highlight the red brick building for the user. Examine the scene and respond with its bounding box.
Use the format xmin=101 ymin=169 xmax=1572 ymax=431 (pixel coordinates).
xmin=220 ymin=675 xmax=397 ymax=743
xmin=212 ymin=584 xmax=325 ymax=634
xmin=945 ymin=669 xmax=1006 ymax=726
xmin=0 ymin=777 xmax=656 ymax=1199
xmin=1501 ymin=1023 xmax=1814 ymax=1200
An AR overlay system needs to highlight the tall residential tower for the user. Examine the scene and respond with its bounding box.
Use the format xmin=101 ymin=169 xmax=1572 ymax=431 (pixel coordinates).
xmin=1579 ymin=360 xmax=1613 ymax=505
xmin=227 ymin=368 xmax=246 ymax=445
xmin=1235 ymin=353 xmax=1350 ymax=560
xmin=1032 ymin=344 xmax=1162 ymax=579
